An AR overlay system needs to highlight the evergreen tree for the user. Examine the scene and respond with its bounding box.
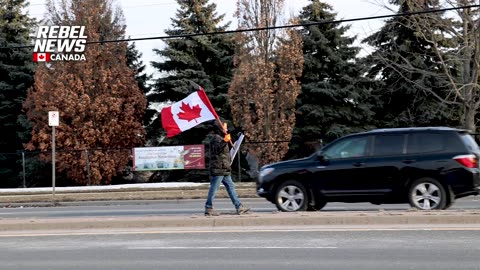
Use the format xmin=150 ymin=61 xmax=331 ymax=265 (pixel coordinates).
xmin=363 ymin=0 xmax=456 ymax=129
xmin=127 ymin=42 xmax=150 ymax=97
xmin=290 ymin=0 xmax=375 ymax=158
xmin=150 ymin=0 xmax=235 ymax=146
xmin=126 ymin=42 xmax=157 ymax=144
xmin=0 ymin=0 xmax=35 ymax=187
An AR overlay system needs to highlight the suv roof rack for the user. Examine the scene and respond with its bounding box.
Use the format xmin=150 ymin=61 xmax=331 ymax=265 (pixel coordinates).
xmin=367 ymin=127 xmax=466 ymax=133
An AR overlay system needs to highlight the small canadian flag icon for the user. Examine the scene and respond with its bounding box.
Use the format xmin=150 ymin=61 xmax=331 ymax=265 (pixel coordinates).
xmin=33 ymin=52 xmax=51 ymax=62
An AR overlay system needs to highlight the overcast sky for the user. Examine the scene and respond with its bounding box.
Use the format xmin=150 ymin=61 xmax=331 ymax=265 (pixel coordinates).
xmin=27 ymin=0 xmax=392 ymax=77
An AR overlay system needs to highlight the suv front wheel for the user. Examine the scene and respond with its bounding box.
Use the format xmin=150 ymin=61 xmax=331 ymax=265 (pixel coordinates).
xmin=275 ymin=180 xmax=308 ymax=212
xmin=408 ymin=178 xmax=447 ymax=210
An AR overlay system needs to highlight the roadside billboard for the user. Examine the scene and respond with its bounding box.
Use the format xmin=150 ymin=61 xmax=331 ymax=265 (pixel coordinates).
xmin=133 ymin=145 xmax=205 ymax=171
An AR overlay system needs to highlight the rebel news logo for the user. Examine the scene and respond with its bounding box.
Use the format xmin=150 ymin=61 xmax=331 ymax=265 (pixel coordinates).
xmin=33 ymin=26 xmax=87 ymax=62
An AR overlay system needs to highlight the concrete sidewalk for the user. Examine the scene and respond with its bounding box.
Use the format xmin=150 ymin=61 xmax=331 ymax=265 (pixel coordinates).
xmin=1 ymin=210 xmax=480 ymax=233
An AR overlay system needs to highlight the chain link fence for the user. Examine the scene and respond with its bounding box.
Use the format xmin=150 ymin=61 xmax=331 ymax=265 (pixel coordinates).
xmin=0 ymin=138 xmax=323 ymax=188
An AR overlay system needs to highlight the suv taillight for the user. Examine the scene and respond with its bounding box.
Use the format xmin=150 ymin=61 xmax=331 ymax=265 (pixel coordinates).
xmin=453 ymin=154 xmax=478 ymax=168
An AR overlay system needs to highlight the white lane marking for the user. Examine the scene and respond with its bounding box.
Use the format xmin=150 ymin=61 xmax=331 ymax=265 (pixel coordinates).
xmin=128 ymin=246 xmax=337 ymax=250
xmin=2 ymin=227 xmax=480 ymax=238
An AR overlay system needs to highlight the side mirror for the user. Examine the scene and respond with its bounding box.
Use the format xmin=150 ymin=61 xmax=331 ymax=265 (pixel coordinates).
xmin=316 ymin=153 xmax=326 ymax=162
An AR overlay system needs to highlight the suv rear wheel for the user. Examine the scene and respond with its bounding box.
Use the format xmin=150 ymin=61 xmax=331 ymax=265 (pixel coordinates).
xmin=408 ymin=178 xmax=447 ymax=210
xmin=275 ymin=180 xmax=308 ymax=212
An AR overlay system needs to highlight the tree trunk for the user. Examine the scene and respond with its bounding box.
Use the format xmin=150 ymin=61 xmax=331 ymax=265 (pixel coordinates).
xmin=463 ymin=104 xmax=476 ymax=132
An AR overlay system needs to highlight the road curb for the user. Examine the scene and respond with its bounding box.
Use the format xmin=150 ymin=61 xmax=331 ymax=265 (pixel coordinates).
xmin=1 ymin=211 xmax=480 ymax=232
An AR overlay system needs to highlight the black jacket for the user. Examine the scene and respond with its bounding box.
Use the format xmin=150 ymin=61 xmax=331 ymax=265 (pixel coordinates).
xmin=209 ymin=134 xmax=231 ymax=176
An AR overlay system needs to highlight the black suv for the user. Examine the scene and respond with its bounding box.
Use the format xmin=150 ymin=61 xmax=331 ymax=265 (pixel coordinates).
xmin=257 ymin=127 xmax=480 ymax=211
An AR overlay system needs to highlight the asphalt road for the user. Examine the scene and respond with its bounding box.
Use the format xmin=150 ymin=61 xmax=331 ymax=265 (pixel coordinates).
xmin=0 ymin=197 xmax=480 ymax=218
xmin=0 ymin=197 xmax=479 ymax=219
xmin=1 ymin=228 xmax=479 ymax=270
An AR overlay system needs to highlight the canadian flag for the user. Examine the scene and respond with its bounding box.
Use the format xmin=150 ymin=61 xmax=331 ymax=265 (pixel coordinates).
xmin=161 ymin=87 xmax=219 ymax=138
xmin=33 ymin=52 xmax=51 ymax=62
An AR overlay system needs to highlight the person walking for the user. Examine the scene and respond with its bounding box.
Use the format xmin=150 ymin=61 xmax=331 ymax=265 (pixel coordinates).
xmin=205 ymin=122 xmax=251 ymax=216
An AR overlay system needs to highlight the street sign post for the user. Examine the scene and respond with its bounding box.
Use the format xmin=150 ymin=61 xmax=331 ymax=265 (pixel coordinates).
xmin=49 ymin=111 xmax=59 ymax=204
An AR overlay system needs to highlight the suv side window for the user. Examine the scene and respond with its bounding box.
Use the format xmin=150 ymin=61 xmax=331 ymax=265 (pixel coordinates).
xmin=459 ymin=132 xmax=479 ymax=151
xmin=407 ymin=133 xmax=444 ymax=153
xmin=372 ymin=134 xmax=405 ymax=156
xmin=323 ymin=136 xmax=369 ymax=159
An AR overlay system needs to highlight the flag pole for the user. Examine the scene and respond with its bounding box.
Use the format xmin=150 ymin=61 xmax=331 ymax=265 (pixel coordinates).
xmin=215 ymin=118 xmax=234 ymax=147
xmin=189 ymin=81 xmax=234 ymax=146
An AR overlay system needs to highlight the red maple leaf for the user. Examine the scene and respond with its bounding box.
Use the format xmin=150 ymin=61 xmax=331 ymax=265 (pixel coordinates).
xmin=177 ymin=102 xmax=202 ymax=122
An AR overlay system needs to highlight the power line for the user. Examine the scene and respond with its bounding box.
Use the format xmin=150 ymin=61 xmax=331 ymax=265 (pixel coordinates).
xmin=28 ymin=2 xmax=177 ymax=8
xmin=2 ymin=4 xmax=479 ymax=50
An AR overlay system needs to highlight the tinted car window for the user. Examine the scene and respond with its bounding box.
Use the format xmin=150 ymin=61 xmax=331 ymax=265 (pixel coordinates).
xmin=372 ymin=134 xmax=404 ymax=156
xmin=407 ymin=133 xmax=444 ymax=153
xmin=323 ymin=136 xmax=369 ymax=159
xmin=460 ymin=133 xmax=479 ymax=151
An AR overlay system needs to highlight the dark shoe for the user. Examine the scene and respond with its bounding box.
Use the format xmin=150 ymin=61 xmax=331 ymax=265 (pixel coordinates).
xmin=205 ymin=207 xmax=220 ymax=216
xmin=236 ymin=204 xmax=251 ymax=215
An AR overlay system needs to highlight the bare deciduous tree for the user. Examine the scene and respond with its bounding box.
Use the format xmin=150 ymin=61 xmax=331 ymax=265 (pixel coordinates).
xmin=24 ymin=0 xmax=146 ymax=185
xmin=369 ymin=0 xmax=480 ymax=131
xmin=228 ymin=0 xmax=304 ymax=165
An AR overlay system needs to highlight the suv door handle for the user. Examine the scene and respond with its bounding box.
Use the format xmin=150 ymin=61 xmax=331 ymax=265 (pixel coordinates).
xmin=352 ymin=162 xmax=365 ymax=167
xmin=402 ymin=159 xmax=416 ymax=164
